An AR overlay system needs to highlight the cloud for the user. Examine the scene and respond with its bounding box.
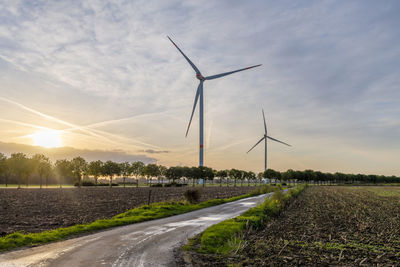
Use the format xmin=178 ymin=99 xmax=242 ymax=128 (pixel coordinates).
xmin=0 ymin=141 xmax=155 ymax=163
xmin=0 ymin=1 xmax=399 ymax=175
xmin=140 ymin=149 xmax=170 ymax=154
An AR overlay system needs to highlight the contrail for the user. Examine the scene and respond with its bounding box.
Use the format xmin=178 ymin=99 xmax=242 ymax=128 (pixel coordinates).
xmin=80 ymin=111 xmax=183 ymax=129
xmin=0 ymin=97 xmax=104 ymax=139
xmin=211 ymin=138 xmax=254 ymax=153
xmin=0 ymin=118 xmax=51 ymax=131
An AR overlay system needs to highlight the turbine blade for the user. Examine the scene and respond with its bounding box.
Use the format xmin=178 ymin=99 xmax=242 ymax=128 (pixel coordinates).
xmin=266 ymin=136 xmax=291 ymax=147
xmin=247 ymin=136 xmax=266 ymax=153
xmin=262 ymin=109 xmax=267 ymax=135
xmin=167 ymin=36 xmax=201 ymax=75
xmin=205 ymin=64 xmax=261 ymax=80
xmin=185 ymin=82 xmax=203 ymax=137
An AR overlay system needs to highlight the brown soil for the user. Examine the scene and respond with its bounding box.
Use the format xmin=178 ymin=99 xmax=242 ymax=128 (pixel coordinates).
xmin=0 ymin=186 xmax=257 ymax=235
xmin=187 ymin=186 xmax=400 ymax=266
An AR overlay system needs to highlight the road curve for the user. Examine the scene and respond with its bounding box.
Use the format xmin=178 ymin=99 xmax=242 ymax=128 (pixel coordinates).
xmin=0 ymin=193 xmax=270 ymax=267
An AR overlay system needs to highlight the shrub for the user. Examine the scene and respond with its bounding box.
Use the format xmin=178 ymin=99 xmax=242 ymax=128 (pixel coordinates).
xmin=164 ymin=182 xmax=188 ymax=187
xmin=150 ymin=183 xmax=163 ymax=187
xmin=249 ymin=185 xmax=274 ymax=196
xmin=73 ymin=181 xmax=118 ymax=187
xmin=74 ymin=181 xmax=95 ymax=186
xmin=184 ymin=188 xmax=202 ymax=203
xmin=97 ymin=183 xmax=118 ymax=187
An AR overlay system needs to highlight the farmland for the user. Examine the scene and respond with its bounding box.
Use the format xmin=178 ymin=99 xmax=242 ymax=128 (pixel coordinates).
xmin=186 ymin=186 xmax=400 ymax=266
xmin=0 ymin=186 xmax=257 ymax=236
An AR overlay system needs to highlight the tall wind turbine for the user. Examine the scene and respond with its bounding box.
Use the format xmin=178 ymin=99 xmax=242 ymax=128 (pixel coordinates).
xmin=247 ymin=109 xmax=291 ymax=171
xmin=168 ymin=36 xmax=261 ymax=166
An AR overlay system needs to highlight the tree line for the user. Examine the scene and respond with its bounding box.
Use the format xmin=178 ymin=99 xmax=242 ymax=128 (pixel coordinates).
xmin=264 ymin=169 xmax=400 ymax=185
xmin=0 ymin=152 xmax=398 ymax=188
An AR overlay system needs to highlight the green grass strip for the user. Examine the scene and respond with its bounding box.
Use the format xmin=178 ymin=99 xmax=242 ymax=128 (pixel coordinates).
xmin=187 ymin=184 xmax=307 ymax=254
xmin=0 ymin=185 xmax=278 ymax=252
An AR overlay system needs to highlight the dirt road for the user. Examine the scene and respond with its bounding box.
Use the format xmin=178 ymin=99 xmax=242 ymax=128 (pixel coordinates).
xmin=0 ymin=193 xmax=269 ymax=267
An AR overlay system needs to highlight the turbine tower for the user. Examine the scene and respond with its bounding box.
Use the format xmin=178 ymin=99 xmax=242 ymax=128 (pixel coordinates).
xmin=168 ymin=36 xmax=261 ymax=166
xmin=247 ymin=109 xmax=291 ymax=171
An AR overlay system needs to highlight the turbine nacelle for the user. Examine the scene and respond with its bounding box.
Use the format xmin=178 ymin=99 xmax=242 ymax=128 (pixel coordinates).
xmin=196 ymin=73 xmax=205 ymax=81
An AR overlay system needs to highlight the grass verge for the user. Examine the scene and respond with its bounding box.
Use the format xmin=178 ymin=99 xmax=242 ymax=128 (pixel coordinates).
xmin=0 ymin=185 xmax=278 ymax=252
xmin=184 ymin=184 xmax=307 ymax=255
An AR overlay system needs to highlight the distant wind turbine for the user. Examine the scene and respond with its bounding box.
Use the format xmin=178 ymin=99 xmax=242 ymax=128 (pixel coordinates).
xmin=247 ymin=109 xmax=291 ymax=171
xmin=168 ymin=36 xmax=261 ymax=166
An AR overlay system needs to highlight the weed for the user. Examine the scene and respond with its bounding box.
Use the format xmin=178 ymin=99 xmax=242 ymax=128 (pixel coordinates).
xmin=184 ymin=188 xmax=202 ymax=203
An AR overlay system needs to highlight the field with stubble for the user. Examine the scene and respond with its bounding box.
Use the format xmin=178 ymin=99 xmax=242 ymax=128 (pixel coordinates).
xmin=189 ymin=186 xmax=400 ymax=266
xmin=0 ymin=186 xmax=257 ymax=235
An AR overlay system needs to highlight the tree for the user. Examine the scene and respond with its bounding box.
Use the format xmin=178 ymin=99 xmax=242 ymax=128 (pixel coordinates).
xmin=70 ymin=157 xmax=87 ymax=188
xmin=55 ymin=159 xmax=72 ymax=187
xmin=190 ymin=166 xmax=206 ymax=187
xmin=45 ymin=166 xmax=54 ymax=187
xmin=158 ymin=165 xmax=167 ymax=184
xmin=247 ymin=171 xmax=256 ymax=186
xmin=8 ymin=153 xmax=31 ymax=188
xmin=229 ymin=169 xmax=242 ymax=187
xmin=119 ymin=162 xmax=131 ymax=188
xmin=264 ymin=169 xmax=279 ymax=183
xmin=189 ymin=167 xmax=201 ymax=186
xmin=215 ymin=170 xmax=227 ymax=187
xmin=282 ymin=169 xmax=295 ymax=185
xmin=314 ymin=171 xmax=325 ymax=185
xmin=334 ymin=172 xmax=346 ymax=184
xmin=294 ymin=171 xmax=305 ymax=183
xmin=257 ymin=172 xmax=263 ymax=185
xmin=165 ymin=166 xmax=184 ymax=183
xmin=304 ymin=169 xmax=316 ymax=184
xmin=0 ymin=153 xmax=10 ymax=187
xmin=239 ymin=170 xmax=245 ymax=186
xmin=87 ymin=160 xmax=103 ymax=185
xmin=31 ymin=154 xmax=52 ymax=188
xmin=102 ymin=160 xmax=121 ymax=187
xmin=181 ymin=166 xmax=194 ymax=186
xmin=142 ymin=164 xmax=160 ymax=185
xmin=198 ymin=166 xmax=214 ymax=187
xmin=130 ymin=161 xmax=145 ymax=187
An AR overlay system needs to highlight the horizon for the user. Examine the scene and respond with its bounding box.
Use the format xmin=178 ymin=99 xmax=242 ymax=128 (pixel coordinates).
xmin=1 ymin=1 xmax=399 ymax=176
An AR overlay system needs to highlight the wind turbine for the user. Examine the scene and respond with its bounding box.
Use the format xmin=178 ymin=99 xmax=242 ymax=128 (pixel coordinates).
xmin=168 ymin=36 xmax=261 ymax=167
xmin=247 ymin=109 xmax=291 ymax=171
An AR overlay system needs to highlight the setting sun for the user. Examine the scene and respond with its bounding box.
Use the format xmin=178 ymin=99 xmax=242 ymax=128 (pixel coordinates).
xmin=32 ymin=130 xmax=62 ymax=148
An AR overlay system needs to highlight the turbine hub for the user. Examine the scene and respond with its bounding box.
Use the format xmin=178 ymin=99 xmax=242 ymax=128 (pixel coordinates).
xmin=196 ymin=73 xmax=205 ymax=81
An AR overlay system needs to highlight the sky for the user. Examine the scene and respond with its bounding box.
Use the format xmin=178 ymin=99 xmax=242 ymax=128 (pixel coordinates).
xmin=0 ymin=0 xmax=399 ymax=175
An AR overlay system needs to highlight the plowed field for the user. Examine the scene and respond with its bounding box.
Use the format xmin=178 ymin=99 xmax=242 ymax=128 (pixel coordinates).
xmin=189 ymin=186 xmax=400 ymax=266
xmin=0 ymin=186 xmax=257 ymax=235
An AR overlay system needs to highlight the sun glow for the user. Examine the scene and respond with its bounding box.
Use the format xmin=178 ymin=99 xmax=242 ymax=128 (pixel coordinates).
xmin=32 ymin=130 xmax=62 ymax=148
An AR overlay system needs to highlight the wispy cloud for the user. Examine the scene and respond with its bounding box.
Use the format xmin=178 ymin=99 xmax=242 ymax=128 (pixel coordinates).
xmin=140 ymin=149 xmax=170 ymax=154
